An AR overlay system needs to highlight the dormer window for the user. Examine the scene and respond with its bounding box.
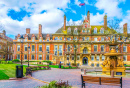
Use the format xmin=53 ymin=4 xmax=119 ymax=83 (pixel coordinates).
xmin=18 ymin=38 xmax=20 ymax=42
xmin=67 ymin=27 xmax=71 ymax=33
xmin=59 ymin=37 xmax=62 ymax=40
xmin=32 ymin=37 xmax=35 ymax=42
xmin=54 ymin=37 xmax=58 ymax=40
xmin=94 ymin=27 xmax=97 ymax=34
xmin=47 ymin=37 xmax=49 ymax=41
xmin=74 ymin=28 xmax=77 ymax=34
xmin=25 ymin=37 xmax=27 ymax=42
xmin=39 ymin=37 xmax=42 ymax=42
xmin=100 ymin=28 xmax=104 ymax=34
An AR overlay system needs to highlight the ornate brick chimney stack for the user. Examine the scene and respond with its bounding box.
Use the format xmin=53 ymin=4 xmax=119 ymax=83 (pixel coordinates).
xmin=26 ymin=28 xmax=30 ymax=34
xmin=38 ymin=24 xmax=42 ymax=38
xmin=123 ymin=23 xmax=127 ymax=37
xmin=87 ymin=11 xmax=90 ymax=24
xmin=64 ymin=15 xmax=66 ymax=30
xmin=104 ymin=14 xmax=107 ymax=30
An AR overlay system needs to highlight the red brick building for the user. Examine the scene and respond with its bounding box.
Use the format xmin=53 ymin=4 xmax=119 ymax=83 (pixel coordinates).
xmin=13 ymin=11 xmax=130 ymax=66
xmin=0 ymin=30 xmax=13 ymax=60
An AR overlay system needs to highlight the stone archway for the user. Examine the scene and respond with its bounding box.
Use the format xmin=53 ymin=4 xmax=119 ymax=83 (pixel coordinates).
xmin=82 ymin=57 xmax=88 ymax=65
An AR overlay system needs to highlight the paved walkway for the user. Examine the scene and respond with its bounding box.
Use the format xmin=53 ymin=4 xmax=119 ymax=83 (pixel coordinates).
xmin=0 ymin=68 xmax=130 ymax=88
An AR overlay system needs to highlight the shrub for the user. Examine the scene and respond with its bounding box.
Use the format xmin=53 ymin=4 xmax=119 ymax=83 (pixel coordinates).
xmin=25 ymin=61 xmax=40 ymax=62
xmin=7 ymin=61 xmax=13 ymax=64
xmin=1 ymin=58 xmax=5 ymax=61
xmin=12 ymin=59 xmax=20 ymax=62
xmin=39 ymin=80 xmax=71 ymax=88
xmin=71 ymin=63 xmax=77 ymax=66
xmin=1 ymin=61 xmax=7 ymax=64
xmin=42 ymin=60 xmax=51 ymax=63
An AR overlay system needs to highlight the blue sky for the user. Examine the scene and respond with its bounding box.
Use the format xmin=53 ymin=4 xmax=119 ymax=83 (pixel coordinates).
xmin=0 ymin=0 xmax=130 ymax=39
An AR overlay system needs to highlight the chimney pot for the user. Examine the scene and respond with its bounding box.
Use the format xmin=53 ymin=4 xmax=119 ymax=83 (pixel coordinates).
xmin=26 ymin=28 xmax=30 ymax=34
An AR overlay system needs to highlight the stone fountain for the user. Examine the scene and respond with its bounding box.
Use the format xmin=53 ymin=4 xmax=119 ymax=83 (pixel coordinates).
xmin=102 ymin=40 xmax=126 ymax=76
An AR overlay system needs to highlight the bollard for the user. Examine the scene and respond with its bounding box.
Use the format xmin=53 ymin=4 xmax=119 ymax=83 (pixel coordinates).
xmin=111 ymin=70 xmax=114 ymax=78
xmin=84 ymin=69 xmax=86 ymax=75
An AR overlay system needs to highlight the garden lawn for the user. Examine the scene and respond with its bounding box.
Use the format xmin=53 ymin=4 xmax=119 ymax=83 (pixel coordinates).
xmin=0 ymin=64 xmax=27 ymax=80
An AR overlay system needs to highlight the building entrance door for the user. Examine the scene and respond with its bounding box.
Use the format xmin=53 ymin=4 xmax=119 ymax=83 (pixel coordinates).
xmin=83 ymin=57 xmax=88 ymax=65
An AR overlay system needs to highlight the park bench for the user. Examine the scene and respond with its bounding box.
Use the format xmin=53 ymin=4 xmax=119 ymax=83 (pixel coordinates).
xmin=38 ymin=66 xmax=51 ymax=70
xmin=29 ymin=66 xmax=51 ymax=71
xmin=63 ymin=65 xmax=70 ymax=69
xmin=81 ymin=75 xmax=122 ymax=88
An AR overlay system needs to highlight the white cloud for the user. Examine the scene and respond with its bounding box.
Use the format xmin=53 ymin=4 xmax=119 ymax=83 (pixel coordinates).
xmin=75 ymin=0 xmax=81 ymax=6
xmin=95 ymin=0 xmax=125 ymax=18
xmin=0 ymin=0 xmax=70 ymax=38
xmin=120 ymin=10 xmax=130 ymax=32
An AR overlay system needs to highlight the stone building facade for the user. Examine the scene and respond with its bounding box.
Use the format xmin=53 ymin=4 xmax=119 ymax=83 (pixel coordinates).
xmin=13 ymin=11 xmax=130 ymax=66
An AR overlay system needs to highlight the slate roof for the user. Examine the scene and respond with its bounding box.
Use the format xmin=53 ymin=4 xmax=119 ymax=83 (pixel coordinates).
xmin=15 ymin=33 xmax=53 ymax=40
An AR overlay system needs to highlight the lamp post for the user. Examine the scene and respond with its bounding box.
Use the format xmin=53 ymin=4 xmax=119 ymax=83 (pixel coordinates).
xmin=28 ymin=44 xmax=30 ymax=67
xmin=20 ymin=35 xmax=24 ymax=65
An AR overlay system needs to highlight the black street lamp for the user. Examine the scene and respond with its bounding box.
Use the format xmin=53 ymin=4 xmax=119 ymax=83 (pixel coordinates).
xmin=28 ymin=45 xmax=30 ymax=67
xmin=20 ymin=35 xmax=24 ymax=65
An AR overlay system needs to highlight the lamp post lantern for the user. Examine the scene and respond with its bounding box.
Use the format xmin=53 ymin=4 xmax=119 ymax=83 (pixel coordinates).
xmin=28 ymin=45 xmax=30 ymax=67
xmin=20 ymin=35 xmax=24 ymax=65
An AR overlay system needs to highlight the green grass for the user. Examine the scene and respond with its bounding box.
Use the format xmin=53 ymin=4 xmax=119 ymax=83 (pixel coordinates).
xmin=0 ymin=64 xmax=27 ymax=80
xmin=126 ymin=68 xmax=130 ymax=70
xmin=125 ymin=65 xmax=130 ymax=67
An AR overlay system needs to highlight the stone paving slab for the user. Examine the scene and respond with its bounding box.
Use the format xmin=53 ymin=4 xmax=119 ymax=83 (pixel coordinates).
xmin=32 ymin=68 xmax=130 ymax=88
xmin=0 ymin=68 xmax=130 ymax=88
xmin=0 ymin=78 xmax=45 ymax=88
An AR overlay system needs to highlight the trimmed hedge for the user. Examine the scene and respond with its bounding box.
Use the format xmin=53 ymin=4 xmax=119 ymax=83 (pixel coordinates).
xmin=7 ymin=61 xmax=13 ymax=64
xmin=42 ymin=60 xmax=51 ymax=63
xmin=25 ymin=61 xmax=40 ymax=62
xmin=12 ymin=59 xmax=20 ymax=62
xmin=1 ymin=61 xmax=7 ymax=64
xmin=124 ymin=65 xmax=130 ymax=67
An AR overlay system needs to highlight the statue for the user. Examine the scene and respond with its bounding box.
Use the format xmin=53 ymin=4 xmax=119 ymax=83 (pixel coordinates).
xmin=117 ymin=57 xmax=124 ymax=67
xmin=107 ymin=58 xmax=111 ymax=67
xmin=102 ymin=58 xmax=108 ymax=66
